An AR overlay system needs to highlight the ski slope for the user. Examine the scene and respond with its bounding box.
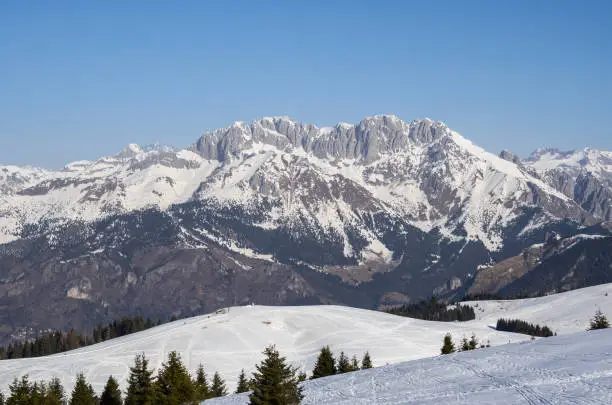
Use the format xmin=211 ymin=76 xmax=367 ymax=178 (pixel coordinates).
xmin=0 ymin=283 xmax=610 ymax=395
xmin=0 ymin=305 xmax=526 ymax=395
xmin=208 ymin=329 xmax=612 ymax=405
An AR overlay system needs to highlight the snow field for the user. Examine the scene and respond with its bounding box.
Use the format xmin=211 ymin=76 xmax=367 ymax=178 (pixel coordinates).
xmin=2 ymin=283 xmax=611 ymax=395
xmin=0 ymin=305 xmax=528 ymax=395
xmin=208 ymin=329 xmax=612 ymax=405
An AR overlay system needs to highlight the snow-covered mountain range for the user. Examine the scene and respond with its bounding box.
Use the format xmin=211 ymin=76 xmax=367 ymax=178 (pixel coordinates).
xmin=521 ymin=147 xmax=612 ymax=220
xmin=0 ymin=115 xmax=610 ymax=343
xmin=0 ymin=116 xmax=595 ymax=249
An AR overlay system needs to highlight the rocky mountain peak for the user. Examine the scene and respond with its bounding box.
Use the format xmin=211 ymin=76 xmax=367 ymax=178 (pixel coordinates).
xmin=526 ymin=147 xmax=566 ymax=162
xmin=498 ymin=149 xmax=521 ymax=164
xmin=116 ymin=144 xmax=144 ymax=159
xmin=192 ymin=116 xmax=450 ymax=163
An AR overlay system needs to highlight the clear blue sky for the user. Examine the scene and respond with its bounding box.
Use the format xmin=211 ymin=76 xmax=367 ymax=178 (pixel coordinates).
xmin=0 ymin=1 xmax=610 ymax=168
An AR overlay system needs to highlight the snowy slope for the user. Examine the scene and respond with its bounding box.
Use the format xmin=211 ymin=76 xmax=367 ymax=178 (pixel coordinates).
xmin=462 ymin=282 xmax=612 ymax=334
xmin=0 ymin=305 xmax=527 ymax=395
xmin=2 ymin=283 xmax=610 ymax=395
xmin=208 ymin=329 xmax=612 ymax=405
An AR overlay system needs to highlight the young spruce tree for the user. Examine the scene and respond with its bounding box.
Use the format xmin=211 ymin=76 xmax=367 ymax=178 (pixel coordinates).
xmin=441 ymin=333 xmax=456 ymax=354
xmin=69 ymin=373 xmax=97 ymax=405
xmin=336 ymin=352 xmax=351 ymax=374
xmin=31 ymin=381 xmax=46 ymax=405
xmin=125 ymin=353 xmax=155 ymax=405
xmin=248 ymin=345 xmax=304 ymax=405
xmin=155 ymin=351 xmax=195 ymax=405
xmin=236 ymin=369 xmax=250 ymax=394
xmin=588 ymin=309 xmax=610 ymax=330
xmin=459 ymin=336 xmax=470 ymax=352
xmin=193 ymin=364 xmax=210 ymax=401
xmin=100 ymin=376 xmax=122 ymax=405
xmin=46 ymin=377 xmax=66 ymax=405
xmin=7 ymin=376 xmax=32 ymax=405
xmin=361 ymin=352 xmax=373 ymax=369
xmin=468 ymin=334 xmax=479 ymax=350
xmin=350 ymin=356 xmax=360 ymax=372
xmin=210 ymin=372 xmax=228 ymax=398
xmin=311 ymin=346 xmax=336 ymax=379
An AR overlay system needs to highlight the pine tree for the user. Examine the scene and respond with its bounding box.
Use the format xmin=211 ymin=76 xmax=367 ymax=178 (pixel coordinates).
xmin=7 ymin=375 xmax=33 ymax=405
xmin=468 ymin=334 xmax=478 ymax=350
xmin=32 ymin=381 xmax=47 ymax=405
xmin=210 ymin=372 xmax=228 ymax=398
xmin=236 ymin=369 xmax=250 ymax=394
xmin=69 ymin=373 xmax=97 ymax=405
xmin=248 ymin=345 xmax=304 ymax=405
xmin=349 ymin=356 xmax=360 ymax=372
xmin=193 ymin=364 xmax=210 ymax=401
xmin=459 ymin=336 xmax=470 ymax=352
xmin=441 ymin=333 xmax=455 ymax=354
xmin=45 ymin=378 xmax=66 ymax=405
xmin=336 ymin=352 xmax=351 ymax=374
xmin=311 ymin=346 xmax=336 ymax=379
xmin=0 ymin=391 xmax=4 ymax=405
xmin=125 ymin=354 xmax=155 ymax=405
xmin=297 ymin=372 xmax=307 ymax=383
xmin=155 ymin=351 xmax=195 ymax=405
xmin=361 ymin=352 xmax=373 ymax=369
xmin=100 ymin=376 xmax=121 ymax=405
xmin=588 ymin=309 xmax=610 ymax=330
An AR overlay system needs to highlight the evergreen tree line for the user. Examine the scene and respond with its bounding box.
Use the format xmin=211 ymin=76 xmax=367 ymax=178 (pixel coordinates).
xmin=1 ymin=351 xmax=228 ymax=405
xmin=310 ymin=346 xmax=372 ymax=379
xmin=461 ymin=291 xmax=532 ymax=301
xmin=496 ymin=318 xmax=554 ymax=337
xmin=385 ymin=298 xmax=475 ymax=322
xmin=0 ymin=317 xmax=161 ymax=360
xmin=2 ymin=345 xmax=373 ymax=405
xmin=440 ymin=333 xmax=490 ymax=355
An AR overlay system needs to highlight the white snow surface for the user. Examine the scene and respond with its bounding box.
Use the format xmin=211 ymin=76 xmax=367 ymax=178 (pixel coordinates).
xmin=1 ymin=283 xmax=610 ymax=396
xmin=462 ymin=282 xmax=612 ymax=335
xmin=526 ymin=147 xmax=612 ymax=175
xmin=208 ymin=329 xmax=612 ymax=405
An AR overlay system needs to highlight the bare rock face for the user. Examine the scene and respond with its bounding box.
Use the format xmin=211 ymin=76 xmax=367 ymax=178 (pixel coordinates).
xmin=499 ymin=149 xmax=522 ymax=165
xmin=192 ymin=116 xmax=447 ymax=163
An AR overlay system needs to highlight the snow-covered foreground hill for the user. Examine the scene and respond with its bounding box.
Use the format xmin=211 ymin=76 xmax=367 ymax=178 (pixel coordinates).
xmin=208 ymin=329 xmax=612 ymax=405
xmin=0 ymin=305 xmax=526 ymax=395
xmin=0 ymin=283 xmax=609 ymax=395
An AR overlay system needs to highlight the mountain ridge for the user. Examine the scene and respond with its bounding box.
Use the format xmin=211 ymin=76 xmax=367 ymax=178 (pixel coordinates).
xmin=1 ymin=115 xmax=611 ymax=345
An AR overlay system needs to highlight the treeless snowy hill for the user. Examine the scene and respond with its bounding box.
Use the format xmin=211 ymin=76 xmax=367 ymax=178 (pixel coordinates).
xmin=208 ymin=329 xmax=612 ymax=405
xmin=0 ymin=283 xmax=609 ymax=395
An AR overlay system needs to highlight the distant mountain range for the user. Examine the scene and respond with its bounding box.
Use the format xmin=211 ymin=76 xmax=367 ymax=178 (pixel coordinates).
xmin=1 ymin=115 xmax=610 ymax=344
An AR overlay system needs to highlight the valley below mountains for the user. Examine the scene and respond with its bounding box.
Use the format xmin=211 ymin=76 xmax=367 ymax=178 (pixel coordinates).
xmin=1 ymin=115 xmax=611 ymax=344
